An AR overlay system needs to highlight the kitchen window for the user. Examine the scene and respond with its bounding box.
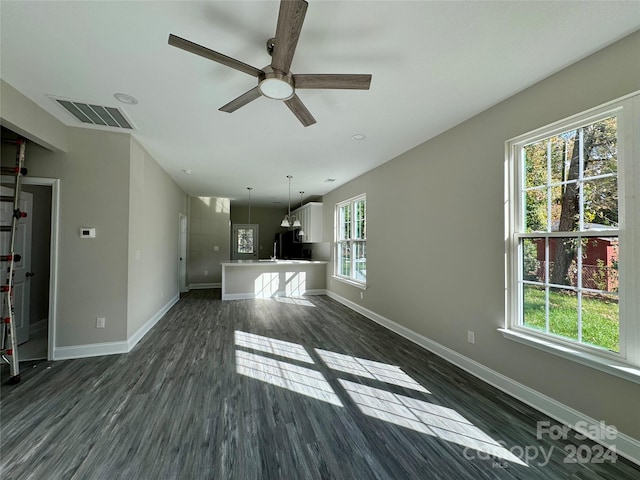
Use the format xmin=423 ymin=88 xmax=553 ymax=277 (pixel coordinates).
xmin=503 ymin=93 xmax=640 ymax=381
xmin=335 ymin=194 xmax=366 ymax=286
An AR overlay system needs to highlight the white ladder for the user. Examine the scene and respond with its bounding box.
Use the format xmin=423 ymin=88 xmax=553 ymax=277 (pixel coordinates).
xmin=1 ymin=138 xmax=28 ymax=384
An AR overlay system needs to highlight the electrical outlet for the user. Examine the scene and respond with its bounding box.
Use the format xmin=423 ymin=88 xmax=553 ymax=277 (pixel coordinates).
xmin=96 ymin=317 xmax=106 ymax=329
xmin=467 ymin=330 xmax=475 ymax=344
xmin=360 ymin=291 xmax=364 ymax=299
xmin=204 ymin=270 xmax=208 ymax=276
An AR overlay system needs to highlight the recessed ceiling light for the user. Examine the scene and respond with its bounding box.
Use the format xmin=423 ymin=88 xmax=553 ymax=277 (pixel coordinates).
xmin=351 ymin=134 xmax=366 ymax=141
xmin=114 ymin=93 xmax=139 ymax=105
xmin=182 ymin=169 xmax=192 ymax=174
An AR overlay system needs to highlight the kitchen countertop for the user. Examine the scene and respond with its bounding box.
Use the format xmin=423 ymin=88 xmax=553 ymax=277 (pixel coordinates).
xmin=221 ymin=259 xmax=328 ymax=266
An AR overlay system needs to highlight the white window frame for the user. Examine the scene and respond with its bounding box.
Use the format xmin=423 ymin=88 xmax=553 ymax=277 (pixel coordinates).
xmin=502 ymin=92 xmax=640 ymax=383
xmin=334 ymin=194 xmax=367 ymax=288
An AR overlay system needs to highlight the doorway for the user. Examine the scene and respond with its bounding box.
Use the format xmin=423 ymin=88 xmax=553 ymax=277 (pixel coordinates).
xmin=179 ymin=213 xmax=187 ymax=293
xmin=1 ymin=177 xmax=58 ymax=361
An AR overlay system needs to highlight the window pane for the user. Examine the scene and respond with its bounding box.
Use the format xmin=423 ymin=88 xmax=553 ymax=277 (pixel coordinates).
xmin=582 ymin=292 xmax=619 ymax=352
xmin=338 ymin=241 xmax=351 ymax=277
xmin=522 ymin=284 xmax=545 ymax=331
xmin=583 ymin=177 xmax=618 ymax=228
xmin=548 ymin=237 xmax=578 ymax=287
xmin=581 ymin=237 xmax=619 ymax=291
xmin=354 ymin=200 xmax=366 ymax=239
xmin=524 ymin=188 xmax=547 ymax=232
xmin=353 ymin=241 xmax=366 ymax=282
xmin=238 ymin=228 xmax=254 ymax=254
xmin=340 ymin=205 xmax=351 ymax=240
xmin=548 ymin=287 xmax=578 ymax=342
xmin=523 ymin=142 xmax=547 ymax=189
xmin=522 ymin=237 xmax=544 ymax=283
xmin=583 ymin=117 xmax=617 ymax=179
xmin=553 ymin=182 xmax=580 ymax=232
xmin=550 ymin=133 xmax=573 ymax=185
xmin=550 ymin=184 xmax=576 ymax=232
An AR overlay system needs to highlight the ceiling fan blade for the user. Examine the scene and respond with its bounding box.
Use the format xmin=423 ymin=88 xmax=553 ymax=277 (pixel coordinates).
xmin=271 ymin=0 xmax=308 ymax=73
xmin=219 ymin=87 xmax=262 ymax=113
xmin=168 ymin=34 xmax=263 ymax=77
xmin=284 ymin=94 xmax=316 ymax=127
xmin=293 ymin=74 xmax=372 ymax=90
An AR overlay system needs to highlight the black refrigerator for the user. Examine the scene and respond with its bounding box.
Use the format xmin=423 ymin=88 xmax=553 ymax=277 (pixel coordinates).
xmin=275 ymin=229 xmax=303 ymax=259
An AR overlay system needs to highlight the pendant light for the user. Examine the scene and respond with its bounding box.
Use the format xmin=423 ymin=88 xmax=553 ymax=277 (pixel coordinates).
xmin=297 ymin=191 xmax=305 ymax=238
xmin=247 ymin=187 xmax=253 ymax=224
xmin=280 ymin=175 xmax=293 ymax=227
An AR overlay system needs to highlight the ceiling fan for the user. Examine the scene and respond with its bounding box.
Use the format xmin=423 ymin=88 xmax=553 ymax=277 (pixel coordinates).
xmin=168 ymin=0 xmax=372 ymax=127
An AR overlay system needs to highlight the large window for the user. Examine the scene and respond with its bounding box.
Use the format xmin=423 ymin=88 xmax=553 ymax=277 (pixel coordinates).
xmin=505 ymin=94 xmax=639 ymax=377
xmin=336 ymin=194 xmax=366 ymax=285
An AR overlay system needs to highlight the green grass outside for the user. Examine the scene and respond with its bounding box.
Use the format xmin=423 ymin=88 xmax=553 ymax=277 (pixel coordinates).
xmin=523 ymin=286 xmax=619 ymax=352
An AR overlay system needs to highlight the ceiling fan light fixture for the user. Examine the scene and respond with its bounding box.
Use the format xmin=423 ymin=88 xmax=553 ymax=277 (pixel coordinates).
xmin=259 ymin=77 xmax=294 ymax=100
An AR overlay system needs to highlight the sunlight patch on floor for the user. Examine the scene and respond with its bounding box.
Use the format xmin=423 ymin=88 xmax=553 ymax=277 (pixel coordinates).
xmin=340 ymin=380 xmax=527 ymax=466
xmin=235 ymin=330 xmax=314 ymax=363
xmin=236 ymin=350 xmax=343 ymax=407
xmin=273 ymin=297 xmax=315 ymax=307
xmin=316 ymin=349 xmax=429 ymax=392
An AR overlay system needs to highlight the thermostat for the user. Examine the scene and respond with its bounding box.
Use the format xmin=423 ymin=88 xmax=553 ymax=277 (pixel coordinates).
xmin=80 ymin=227 xmax=96 ymax=238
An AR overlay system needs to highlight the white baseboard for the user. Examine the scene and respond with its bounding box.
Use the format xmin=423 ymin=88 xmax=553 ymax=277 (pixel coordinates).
xmin=127 ymin=294 xmax=179 ymax=351
xmin=53 ymin=295 xmax=180 ymax=361
xmin=53 ymin=340 xmax=129 ymax=360
xmin=325 ymin=291 xmax=640 ymax=466
xmin=188 ymin=283 xmax=221 ymax=290
xmin=222 ymin=289 xmax=326 ymax=301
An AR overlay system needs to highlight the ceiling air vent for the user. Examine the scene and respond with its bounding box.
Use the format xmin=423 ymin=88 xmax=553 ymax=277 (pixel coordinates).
xmin=51 ymin=97 xmax=134 ymax=129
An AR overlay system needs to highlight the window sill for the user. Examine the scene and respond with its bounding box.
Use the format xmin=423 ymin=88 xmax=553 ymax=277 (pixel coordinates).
xmin=331 ymin=275 xmax=367 ymax=290
xmin=498 ymin=328 xmax=640 ymax=384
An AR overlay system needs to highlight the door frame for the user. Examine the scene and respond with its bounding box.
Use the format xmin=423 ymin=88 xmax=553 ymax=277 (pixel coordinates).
xmin=232 ymin=223 xmax=259 ymax=260
xmin=2 ymin=176 xmax=59 ymax=360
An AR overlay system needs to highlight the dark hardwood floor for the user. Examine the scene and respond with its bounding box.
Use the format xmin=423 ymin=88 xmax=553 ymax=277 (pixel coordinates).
xmin=1 ymin=290 xmax=638 ymax=479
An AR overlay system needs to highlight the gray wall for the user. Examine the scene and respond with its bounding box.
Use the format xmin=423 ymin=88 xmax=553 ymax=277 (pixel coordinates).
xmin=323 ymin=31 xmax=640 ymax=440
xmin=230 ymin=205 xmax=286 ymax=259
xmin=1 ymin=81 xmax=188 ymax=348
xmin=24 ymin=128 xmax=132 ymax=346
xmin=188 ymin=197 xmax=230 ymax=285
xmin=127 ymin=138 xmax=188 ymax=337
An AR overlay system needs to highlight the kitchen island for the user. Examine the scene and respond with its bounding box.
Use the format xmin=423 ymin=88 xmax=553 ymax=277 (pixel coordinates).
xmin=221 ymin=260 xmax=328 ymax=300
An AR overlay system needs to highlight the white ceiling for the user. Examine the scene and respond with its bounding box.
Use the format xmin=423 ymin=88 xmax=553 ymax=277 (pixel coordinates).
xmin=2 ymin=1 xmax=639 ymax=206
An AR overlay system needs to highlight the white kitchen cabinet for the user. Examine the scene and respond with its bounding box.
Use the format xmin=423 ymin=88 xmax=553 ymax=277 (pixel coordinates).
xmin=292 ymin=202 xmax=323 ymax=243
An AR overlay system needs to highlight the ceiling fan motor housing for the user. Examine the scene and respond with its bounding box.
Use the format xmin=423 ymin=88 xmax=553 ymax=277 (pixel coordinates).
xmin=258 ymin=66 xmax=295 ymax=100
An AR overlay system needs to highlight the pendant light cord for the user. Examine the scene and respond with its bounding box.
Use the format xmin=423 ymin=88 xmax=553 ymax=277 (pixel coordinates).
xmin=287 ymin=175 xmax=292 ymax=221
